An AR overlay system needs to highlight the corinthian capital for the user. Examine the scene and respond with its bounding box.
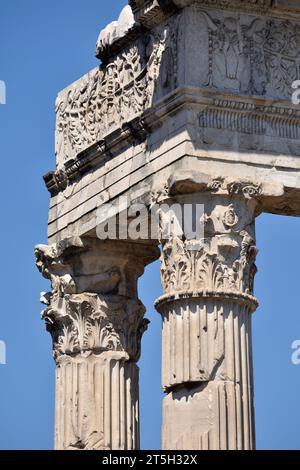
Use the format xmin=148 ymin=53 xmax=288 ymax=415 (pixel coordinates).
xmin=42 ymin=293 xmax=147 ymax=362
xmin=35 ymin=238 xmax=158 ymax=363
xmin=158 ymin=192 xmax=258 ymax=305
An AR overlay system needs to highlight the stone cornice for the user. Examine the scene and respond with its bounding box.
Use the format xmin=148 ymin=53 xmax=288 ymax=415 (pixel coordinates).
xmin=97 ymin=2 xmax=177 ymax=62
xmin=96 ymin=23 xmax=145 ymax=63
xmin=58 ymin=12 xmax=300 ymax=169
xmin=129 ymin=1 xmax=178 ymax=20
xmin=46 ymin=86 xmax=300 ymax=195
xmin=45 ymin=116 xmax=149 ymax=195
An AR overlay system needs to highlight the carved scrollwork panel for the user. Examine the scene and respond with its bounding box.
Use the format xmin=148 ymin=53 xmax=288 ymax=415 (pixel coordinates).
xmin=202 ymin=11 xmax=300 ymax=100
xmin=55 ymin=17 xmax=179 ymax=165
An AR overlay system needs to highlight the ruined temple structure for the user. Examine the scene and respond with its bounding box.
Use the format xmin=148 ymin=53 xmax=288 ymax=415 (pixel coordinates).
xmin=36 ymin=0 xmax=300 ymax=450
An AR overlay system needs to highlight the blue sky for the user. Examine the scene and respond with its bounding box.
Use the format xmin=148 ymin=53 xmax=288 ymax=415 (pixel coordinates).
xmin=0 ymin=0 xmax=299 ymax=450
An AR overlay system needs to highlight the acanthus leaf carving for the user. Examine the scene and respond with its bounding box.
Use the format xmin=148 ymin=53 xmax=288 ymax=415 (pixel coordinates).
xmin=35 ymin=240 xmax=151 ymax=362
xmin=42 ymin=292 xmax=147 ymax=361
xmin=159 ymin=199 xmax=258 ymax=298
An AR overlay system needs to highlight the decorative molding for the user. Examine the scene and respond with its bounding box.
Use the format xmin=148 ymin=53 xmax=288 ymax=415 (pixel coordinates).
xmin=155 ymin=289 xmax=258 ymax=311
xmin=168 ymin=173 xmax=263 ymax=200
xmin=43 ymin=293 xmax=147 ymax=362
xmin=160 ymin=233 xmax=258 ymax=297
xmin=55 ymin=17 xmax=179 ymax=167
xmin=35 ymin=239 xmax=156 ymax=362
xmin=199 ymin=107 xmax=300 ymax=141
xmin=202 ymin=13 xmax=300 ymax=99
xmin=45 ymin=117 xmax=150 ymax=195
xmin=46 ymin=84 xmax=300 ymax=195
xmin=158 ymin=196 xmax=258 ymax=299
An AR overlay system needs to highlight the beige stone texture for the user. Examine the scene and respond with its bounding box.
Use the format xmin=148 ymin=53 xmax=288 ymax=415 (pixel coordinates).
xmin=36 ymin=0 xmax=300 ymax=450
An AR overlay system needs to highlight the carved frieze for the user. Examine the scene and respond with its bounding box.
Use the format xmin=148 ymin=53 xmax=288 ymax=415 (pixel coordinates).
xmin=198 ymin=99 xmax=300 ymax=141
xmin=55 ymin=17 xmax=178 ymax=165
xmin=51 ymin=6 xmax=300 ymax=196
xmin=194 ymin=0 xmax=271 ymax=11
xmin=131 ymin=1 xmax=272 ymax=13
xmin=203 ymin=12 xmax=300 ymax=99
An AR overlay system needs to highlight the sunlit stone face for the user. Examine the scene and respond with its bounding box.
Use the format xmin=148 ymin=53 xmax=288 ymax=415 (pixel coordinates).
xmin=36 ymin=0 xmax=300 ymax=451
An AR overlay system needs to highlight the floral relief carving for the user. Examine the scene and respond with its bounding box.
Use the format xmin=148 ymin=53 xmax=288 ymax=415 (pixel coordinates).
xmin=202 ymin=177 xmax=262 ymax=200
xmin=42 ymin=293 xmax=147 ymax=361
xmin=223 ymin=204 xmax=239 ymax=228
xmin=204 ymin=13 xmax=300 ymax=99
xmin=35 ymin=242 xmax=149 ymax=362
xmin=161 ymin=233 xmax=257 ymax=296
xmin=55 ymin=19 xmax=178 ymax=164
xmin=160 ymin=198 xmax=258 ymax=298
xmin=257 ymin=20 xmax=300 ymax=96
xmin=161 ymin=237 xmax=191 ymax=293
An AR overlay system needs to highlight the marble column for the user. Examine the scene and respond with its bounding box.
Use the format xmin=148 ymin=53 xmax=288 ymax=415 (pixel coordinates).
xmin=155 ymin=187 xmax=260 ymax=450
xmin=35 ymin=237 xmax=158 ymax=450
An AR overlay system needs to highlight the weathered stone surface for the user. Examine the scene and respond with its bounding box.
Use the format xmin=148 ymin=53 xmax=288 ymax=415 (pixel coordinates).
xmin=96 ymin=5 xmax=135 ymax=57
xmin=155 ymin=191 xmax=258 ymax=449
xmin=49 ymin=0 xmax=300 ymax=246
xmin=35 ymin=238 xmax=159 ymax=450
xmin=36 ymin=0 xmax=300 ymax=451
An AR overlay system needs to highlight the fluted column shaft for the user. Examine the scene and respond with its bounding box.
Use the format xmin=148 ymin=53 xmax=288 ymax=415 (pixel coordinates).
xmin=155 ymin=188 xmax=259 ymax=450
xmin=35 ymin=238 xmax=158 ymax=450
xmin=55 ymin=352 xmax=139 ymax=450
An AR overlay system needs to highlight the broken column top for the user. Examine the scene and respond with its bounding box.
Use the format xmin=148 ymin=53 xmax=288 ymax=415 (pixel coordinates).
xmin=96 ymin=5 xmax=135 ymax=56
